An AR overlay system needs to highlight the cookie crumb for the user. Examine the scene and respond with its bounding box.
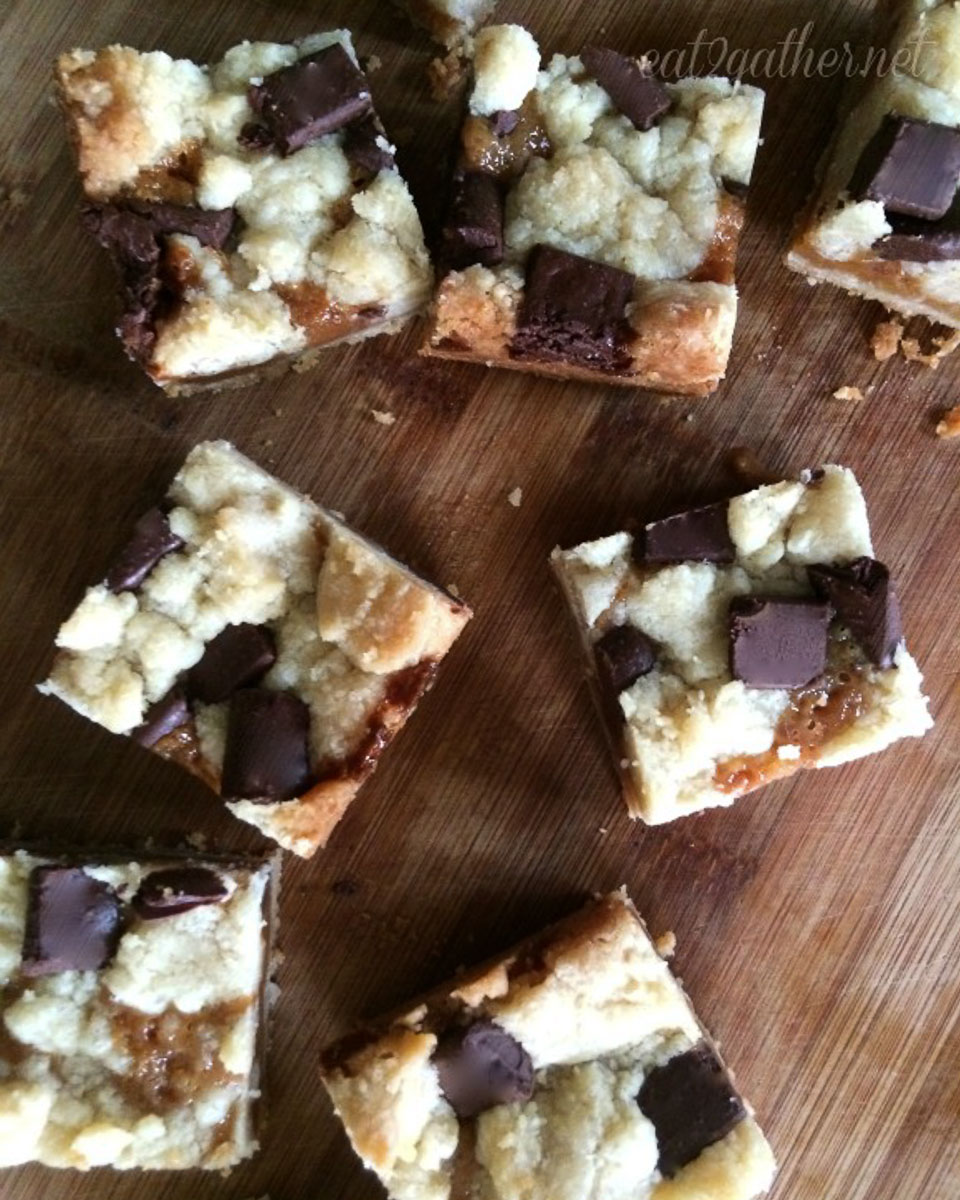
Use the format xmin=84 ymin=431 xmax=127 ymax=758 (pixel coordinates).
xmin=185 ymin=830 xmax=208 ymax=851
xmin=446 ymin=582 xmax=462 ymax=598
xmin=655 ymin=931 xmax=677 ymax=958
xmin=428 ymin=49 xmax=467 ymax=100
xmin=936 ymin=405 xmax=960 ymax=439
xmin=871 ymin=317 xmax=903 ymax=362
xmin=832 ymin=385 xmax=865 ymax=402
xmin=507 ymin=487 xmax=522 ymax=508
xmin=901 ymin=328 xmax=960 ymax=369
xmin=371 ymin=409 xmax=396 ymax=426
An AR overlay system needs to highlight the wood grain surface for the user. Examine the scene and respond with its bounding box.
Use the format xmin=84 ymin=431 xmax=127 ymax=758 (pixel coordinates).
xmin=2 ymin=1 xmax=960 ymax=1197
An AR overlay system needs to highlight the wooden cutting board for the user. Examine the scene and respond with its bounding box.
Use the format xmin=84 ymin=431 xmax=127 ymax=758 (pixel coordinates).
xmin=2 ymin=0 xmax=959 ymax=1197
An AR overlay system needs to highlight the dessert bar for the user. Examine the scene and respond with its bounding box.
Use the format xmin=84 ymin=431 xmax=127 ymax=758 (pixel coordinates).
xmin=56 ymin=32 xmax=432 ymax=393
xmin=322 ymin=890 xmax=776 ymax=1200
xmin=39 ymin=441 xmax=471 ymax=857
xmin=422 ymin=25 xmax=765 ymax=395
xmin=552 ymin=466 xmax=932 ymax=825
xmin=786 ymin=1 xmax=960 ymax=326
xmin=0 ymin=847 xmax=276 ymax=1170
xmin=401 ymin=0 xmax=497 ymax=50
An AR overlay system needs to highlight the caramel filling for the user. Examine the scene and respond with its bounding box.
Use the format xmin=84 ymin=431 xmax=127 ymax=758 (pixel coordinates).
xmin=714 ymin=666 xmax=868 ymax=795
xmin=275 ymin=282 xmax=386 ymax=345
xmin=129 ymin=143 xmax=203 ymax=205
xmin=688 ymin=192 xmax=746 ymax=286
xmin=461 ymin=96 xmax=552 ymax=179
xmin=110 ymin=994 xmax=252 ymax=1114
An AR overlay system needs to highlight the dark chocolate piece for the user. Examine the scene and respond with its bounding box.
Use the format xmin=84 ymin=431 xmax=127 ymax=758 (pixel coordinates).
xmin=729 ymin=595 xmax=831 ymax=689
xmin=131 ymin=686 xmax=189 ymax=747
xmin=132 ymin=867 xmax=229 ymax=919
xmin=105 ymin=507 xmax=184 ymax=593
xmin=238 ymin=121 xmax=274 ymax=151
xmin=850 ymin=114 xmax=960 ymax=220
xmin=808 ymin=557 xmax=902 ymax=669
xmin=441 ymin=172 xmax=504 ymax=269
xmin=511 ymin=244 xmax=635 ymax=372
xmin=433 ymin=1021 xmax=534 ymax=1119
xmin=188 ymin=623 xmax=277 ymax=704
xmin=490 ymin=109 xmax=520 ymax=137
xmin=635 ymin=501 xmax=734 ymax=566
xmin=874 ymin=206 xmax=960 ymax=261
xmin=595 ymin=625 xmax=656 ymax=692
xmin=21 ymin=866 xmax=122 ymax=976
xmin=343 ymin=116 xmax=395 ymax=177
xmin=581 ymin=46 xmax=671 ymax=132
xmin=221 ymin=688 xmax=312 ymax=801
xmin=247 ymin=43 xmax=373 ymax=156
xmin=638 ymin=1042 xmax=747 ymax=1178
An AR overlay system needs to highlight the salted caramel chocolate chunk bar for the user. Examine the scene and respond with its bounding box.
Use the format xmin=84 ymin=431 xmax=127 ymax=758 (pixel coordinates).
xmin=786 ymin=2 xmax=960 ymax=325
xmin=322 ymin=890 xmax=776 ymax=1200
xmin=552 ymin=467 xmax=932 ymax=825
xmin=0 ymin=848 xmax=276 ymax=1170
xmin=55 ymin=33 xmax=431 ymax=393
xmin=422 ymin=25 xmax=765 ymax=395
xmin=39 ymin=441 xmax=471 ymax=857
xmin=401 ymin=0 xmax=498 ymax=50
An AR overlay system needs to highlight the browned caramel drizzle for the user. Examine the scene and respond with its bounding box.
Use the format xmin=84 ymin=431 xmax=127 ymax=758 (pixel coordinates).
xmin=714 ymin=666 xmax=867 ymax=795
xmin=688 ymin=191 xmax=746 ymax=286
xmin=128 ymin=143 xmax=203 ymax=205
xmin=460 ymin=95 xmax=552 ymax=180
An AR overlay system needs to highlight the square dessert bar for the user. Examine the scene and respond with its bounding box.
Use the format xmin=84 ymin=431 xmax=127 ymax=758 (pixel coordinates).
xmin=39 ymin=441 xmax=471 ymax=857
xmin=56 ymin=32 xmax=432 ymax=393
xmin=322 ymin=890 xmax=776 ymax=1200
xmin=0 ymin=848 xmax=276 ymax=1170
xmin=422 ymin=25 xmax=765 ymax=395
xmin=401 ymin=0 xmax=497 ymax=50
xmin=786 ymin=1 xmax=960 ymax=326
xmin=552 ymin=466 xmax=932 ymax=825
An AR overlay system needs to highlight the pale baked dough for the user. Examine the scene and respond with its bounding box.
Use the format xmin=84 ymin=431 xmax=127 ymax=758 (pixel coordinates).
xmin=551 ymin=466 xmax=933 ymax=824
xmin=56 ymin=32 xmax=432 ymax=390
xmin=39 ymin=441 xmax=471 ymax=856
xmin=423 ymin=26 xmax=764 ymax=395
xmin=0 ymin=850 xmax=274 ymax=1171
xmin=786 ymin=1 xmax=960 ymax=326
xmin=322 ymin=891 xmax=777 ymax=1200
xmin=400 ymin=0 xmax=498 ymax=49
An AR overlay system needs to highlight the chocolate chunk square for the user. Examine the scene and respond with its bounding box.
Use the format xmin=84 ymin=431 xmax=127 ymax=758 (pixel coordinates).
xmin=132 ymin=866 xmax=229 ymax=919
xmin=581 ymin=46 xmax=671 ymax=132
xmin=594 ymin=625 xmax=657 ymax=692
xmin=638 ymin=1041 xmax=747 ymax=1177
xmin=188 ymin=623 xmax=277 ymax=704
xmin=850 ymin=115 xmax=960 ymax=220
xmin=729 ymin=595 xmax=831 ymax=689
xmin=511 ymin=244 xmax=635 ymax=372
xmin=809 ymin=557 xmax=902 ymax=669
xmin=21 ymin=866 xmax=122 ymax=976
xmin=105 ymin=507 xmax=184 ymax=593
xmin=433 ymin=1021 xmax=534 ymax=1118
xmin=131 ymin=686 xmax=189 ymax=747
xmin=221 ymin=688 xmax=313 ymax=802
xmin=636 ymin=501 xmax=735 ymax=565
xmin=441 ymin=171 xmax=504 ymax=270
xmin=248 ymin=43 xmax=373 ymax=155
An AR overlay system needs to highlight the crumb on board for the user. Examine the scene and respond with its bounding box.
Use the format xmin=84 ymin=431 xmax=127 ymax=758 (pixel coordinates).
xmin=446 ymin=582 xmax=461 ymax=598
xmin=655 ymin=931 xmax=677 ymax=959
xmin=362 ymin=54 xmax=382 ymax=73
xmin=832 ymin=385 xmax=865 ymax=402
xmin=936 ymin=405 xmax=960 ymax=439
xmin=371 ymin=409 xmax=396 ymax=426
xmin=873 ymin=316 xmax=960 ymax=368
xmin=428 ymin=49 xmax=467 ymax=100
xmin=185 ymin=830 xmax=208 ymax=851
xmin=871 ymin=318 xmax=903 ymax=362
xmin=507 ymin=487 xmax=522 ymax=507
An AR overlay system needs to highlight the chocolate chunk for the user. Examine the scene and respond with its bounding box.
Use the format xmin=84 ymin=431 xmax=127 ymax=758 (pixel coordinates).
xmin=850 ymin=115 xmax=960 ymax=220
xmin=132 ymin=867 xmax=229 ymax=919
xmin=638 ymin=1042 xmax=746 ymax=1177
xmin=635 ymin=501 xmax=734 ymax=565
xmin=247 ymin=43 xmax=373 ymax=155
xmin=595 ymin=625 xmax=656 ymax=692
xmin=511 ymin=244 xmax=635 ymax=372
xmin=722 ymin=178 xmax=750 ymax=202
xmin=131 ymin=686 xmax=189 ymax=747
xmin=105 ymin=507 xmax=184 ymax=593
xmin=188 ymin=623 xmax=277 ymax=704
xmin=238 ymin=121 xmax=274 ymax=151
xmin=21 ymin=867 xmax=122 ymax=976
xmin=808 ymin=557 xmax=902 ymax=669
xmin=490 ymin=109 xmax=520 ymax=137
xmin=581 ymin=46 xmax=671 ymax=132
xmin=136 ymin=202 xmax=235 ymax=249
xmin=729 ymin=595 xmax=831 ymax=689
xmin=433 ymin=1021 xmax=534 ymax=1119
xmin=343 ymin=116 xmax=395 ymax=177
xmin=221 ymin=688 xmax=312 ymax=801
xmin=441 ymin=172 xmax=504 ymax=270
xmin=874 ymin=209 xmax=960 ymax=262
